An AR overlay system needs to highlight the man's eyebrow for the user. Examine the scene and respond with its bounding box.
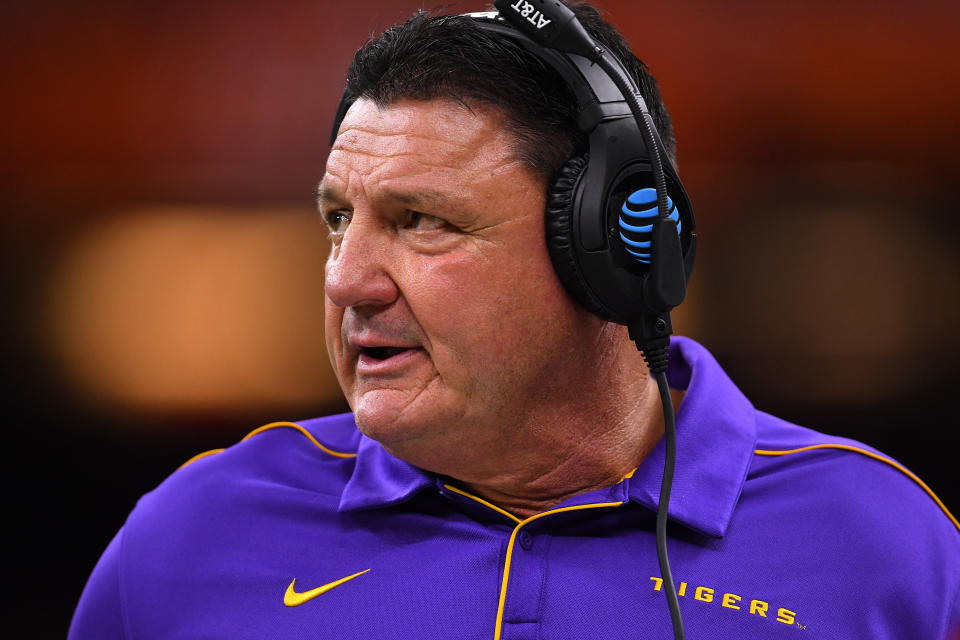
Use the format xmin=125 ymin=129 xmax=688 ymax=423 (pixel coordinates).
xmin=315 ymin=184 xmax=345 ymax=205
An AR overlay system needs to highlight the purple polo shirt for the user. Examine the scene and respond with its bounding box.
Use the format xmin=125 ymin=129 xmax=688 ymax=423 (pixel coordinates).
xmin=70 ymin=337 xmax=960 ymax=639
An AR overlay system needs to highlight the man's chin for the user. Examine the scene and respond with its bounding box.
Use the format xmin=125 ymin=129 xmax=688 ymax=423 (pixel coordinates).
xmin=351 ymin=388 xmax=435 ymax=447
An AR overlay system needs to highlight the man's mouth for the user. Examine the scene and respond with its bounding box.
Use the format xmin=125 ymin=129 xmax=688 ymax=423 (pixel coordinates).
xmin=358 ymin=346 xmax=414 ymax=361
xmin=354 ymin=344 xmax=424 ymax=375
xmin=348 ymin=333 xmax=424 ymax=373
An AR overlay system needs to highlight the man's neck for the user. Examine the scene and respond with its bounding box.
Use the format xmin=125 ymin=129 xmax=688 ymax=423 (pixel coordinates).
xmin=453 ymin=381 xmax=683 ymax=520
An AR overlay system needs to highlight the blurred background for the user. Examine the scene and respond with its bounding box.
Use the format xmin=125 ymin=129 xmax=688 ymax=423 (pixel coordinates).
xmin=2 ymin=0 xmax=958 ymax=635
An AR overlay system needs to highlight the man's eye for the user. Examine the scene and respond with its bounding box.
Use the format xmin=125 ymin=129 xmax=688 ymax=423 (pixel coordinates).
xmin=325 ymin=211 xmax=351 ymax=234
xmin=405 ymin=211 xmax=447 ymax=231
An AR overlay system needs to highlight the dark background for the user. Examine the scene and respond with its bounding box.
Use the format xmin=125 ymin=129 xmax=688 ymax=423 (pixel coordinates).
xmin=3 ymin=1 xmax=958 ymax=636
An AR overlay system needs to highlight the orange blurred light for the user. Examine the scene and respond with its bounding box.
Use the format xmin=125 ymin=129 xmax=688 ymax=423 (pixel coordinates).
xmin=43 ymin=206 xmax=344 ymax=415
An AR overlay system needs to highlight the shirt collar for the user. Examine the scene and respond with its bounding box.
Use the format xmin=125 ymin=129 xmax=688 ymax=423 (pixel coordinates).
xmin=338 ymin=336 xmax=757 ymax=538
xmin=338 ymin=435 xmax=434 ymax=512
xmin=622 ymin=336 xmax=757 ymax=537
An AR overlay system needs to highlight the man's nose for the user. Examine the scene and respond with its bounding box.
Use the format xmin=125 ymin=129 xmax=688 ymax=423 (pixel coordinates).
xmin=324 ymin=219 xmax=399 ymax=309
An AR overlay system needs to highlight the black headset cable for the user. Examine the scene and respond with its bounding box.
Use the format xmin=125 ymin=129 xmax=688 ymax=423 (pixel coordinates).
xmin=651 ymin=363 xmax=684 ymax=640
xmin=601 ymin=45 xmax=687 ymax=640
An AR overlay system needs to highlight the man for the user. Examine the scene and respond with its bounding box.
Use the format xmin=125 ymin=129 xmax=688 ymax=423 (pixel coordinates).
xmin=71 ymin=3 xmax=959 ymax=639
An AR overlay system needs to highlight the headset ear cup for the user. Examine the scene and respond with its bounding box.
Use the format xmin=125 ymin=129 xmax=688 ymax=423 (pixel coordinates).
xmin=545 ymin=154 xmax=612 ymax=320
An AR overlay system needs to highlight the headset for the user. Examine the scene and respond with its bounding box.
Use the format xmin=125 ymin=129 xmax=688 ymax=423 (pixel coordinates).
xmin=329 ymin=1 xmax=694 ymax=637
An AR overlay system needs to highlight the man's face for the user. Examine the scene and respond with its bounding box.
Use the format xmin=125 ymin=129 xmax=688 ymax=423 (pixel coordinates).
xmin=320 ymin=98 xmax=605 ymax=465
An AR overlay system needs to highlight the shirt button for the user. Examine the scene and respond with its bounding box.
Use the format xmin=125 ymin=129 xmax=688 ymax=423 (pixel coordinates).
xmin=518 ymin=531 xmax=534 ymax=550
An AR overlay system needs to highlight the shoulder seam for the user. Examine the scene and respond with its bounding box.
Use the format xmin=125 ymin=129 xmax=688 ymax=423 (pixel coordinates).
xmin=177 ymin=448 xmax=225 ymax=470
xmin=177 ymin=421 xmax=357 ymax=470
xmin=755 ymin=444 xmax=959 ymax=532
